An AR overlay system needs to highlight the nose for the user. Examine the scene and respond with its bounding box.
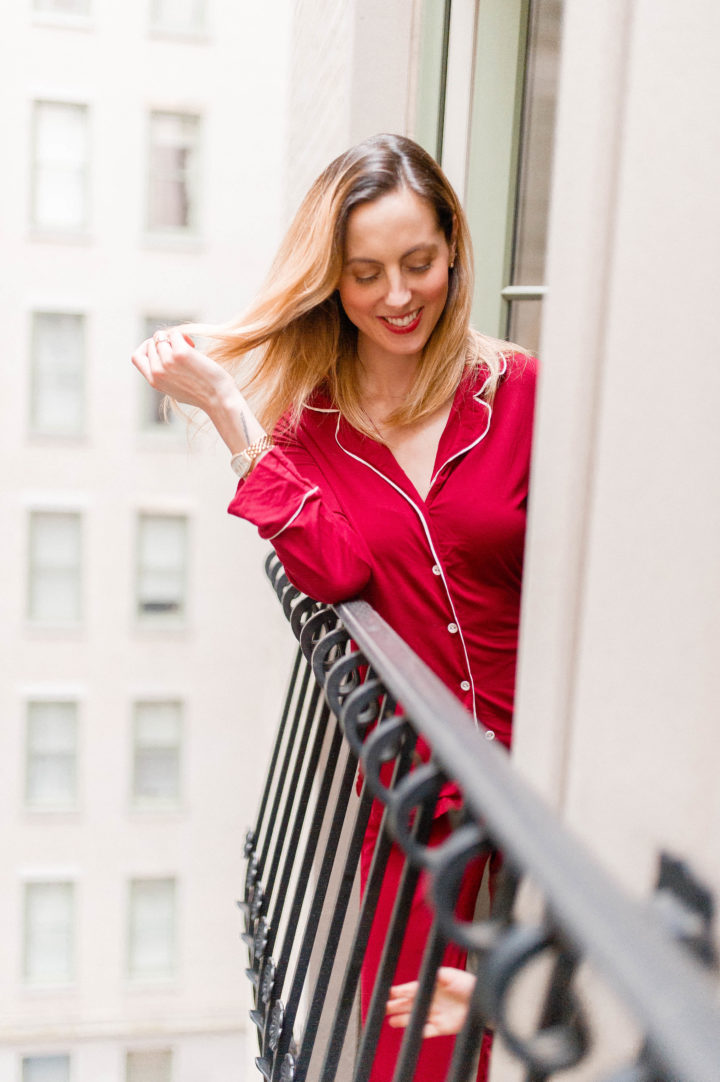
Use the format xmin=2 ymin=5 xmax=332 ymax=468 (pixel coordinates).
xmin=384 ymin=270 xmax=412 ymax=309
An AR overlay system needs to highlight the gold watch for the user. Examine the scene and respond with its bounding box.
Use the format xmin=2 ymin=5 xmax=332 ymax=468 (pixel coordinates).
xmin=230 ymin=435 xmax=275 ymax=478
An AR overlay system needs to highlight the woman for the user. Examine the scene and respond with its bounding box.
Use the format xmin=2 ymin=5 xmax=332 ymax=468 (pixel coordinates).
xmin=131 ymin=134 xmax=536 ymax=1082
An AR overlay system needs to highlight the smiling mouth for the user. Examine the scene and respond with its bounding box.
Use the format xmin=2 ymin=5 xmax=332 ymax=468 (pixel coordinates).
xmin=381 ymin=308 xmax=422 ymax=332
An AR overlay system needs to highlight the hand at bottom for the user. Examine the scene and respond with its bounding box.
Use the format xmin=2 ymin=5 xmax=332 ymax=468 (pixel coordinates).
xmin=386 ymin=966 xmax=476 ymax=1037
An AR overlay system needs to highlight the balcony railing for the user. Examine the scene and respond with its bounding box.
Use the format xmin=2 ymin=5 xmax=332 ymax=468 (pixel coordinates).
xmin=239 ymin=553 xmax=720 ymax=1082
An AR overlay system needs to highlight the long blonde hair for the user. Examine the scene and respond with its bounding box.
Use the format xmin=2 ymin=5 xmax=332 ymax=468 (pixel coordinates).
xmin=193 ymin=134 xmax=509 ymax=436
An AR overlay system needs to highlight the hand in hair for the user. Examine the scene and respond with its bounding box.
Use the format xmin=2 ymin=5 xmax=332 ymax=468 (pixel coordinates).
xmin=131 ymin=327 xmax=267 ymax=452
xmin=131 ymin=329 xmax=237 ymax=412
xmin=386 ymin=966 xmax=476 ymax=1037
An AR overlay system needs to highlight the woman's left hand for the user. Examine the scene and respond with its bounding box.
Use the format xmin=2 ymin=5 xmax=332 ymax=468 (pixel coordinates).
xmin=386 ymin=966 xmax=476 ymax=1037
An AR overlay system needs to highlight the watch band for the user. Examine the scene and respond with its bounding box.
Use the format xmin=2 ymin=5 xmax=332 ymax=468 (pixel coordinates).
xmin=230 ymin=434 xmax=275 ymax=478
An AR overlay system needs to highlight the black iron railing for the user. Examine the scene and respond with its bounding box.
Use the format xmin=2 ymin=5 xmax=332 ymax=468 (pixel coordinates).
xmin=239 ymin=554 xmax=720 ymax=1082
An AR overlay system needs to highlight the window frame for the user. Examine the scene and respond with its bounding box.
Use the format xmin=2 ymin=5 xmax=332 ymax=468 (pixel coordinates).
xmin=135 ymin=511 xmax=190 ymax=628
xmin=22 ymin=879 xmax=76 ymax=987
xmin=26 ymin=508 xmax=84 ymax=629
xmin=146 ymin=110 xmax=202 ymax=238
xmin=28 ymin=310 xmax=87 ymax=439
xmin=25 ymin=697 xmax=80 ymax=813
xmin=125 ymin=1047 xmax=174 ymax=1082
xmin=127 ymin=877 xmax=178 ymax=983
xmin=21 ymin=1053 xmax=72 ymax=1082
xmin=131 ymin=699 xmax=183 ymax=810
xmin=30 ymin=99 xmax=91 ymax=236
xmin=148 ymin=0 xmax=208 ymax=40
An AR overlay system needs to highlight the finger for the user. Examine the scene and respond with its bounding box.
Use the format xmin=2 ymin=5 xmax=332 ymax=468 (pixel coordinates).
xmin=386 ymin=999 xmax=413 ymax=1016
xmin=388 ymin=982 xmax=419 ymax=997
xmin=147 ymin=337 xmax=168 ymax=383
xmin=131 ymin=349 xmax=152 ymax=381
xmin=386 ymin=1013 xmax=410 ymax=1029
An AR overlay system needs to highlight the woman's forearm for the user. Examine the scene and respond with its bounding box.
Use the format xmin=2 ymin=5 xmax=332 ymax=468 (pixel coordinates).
xmin=206 ymin=383 xmax=268 ymax=456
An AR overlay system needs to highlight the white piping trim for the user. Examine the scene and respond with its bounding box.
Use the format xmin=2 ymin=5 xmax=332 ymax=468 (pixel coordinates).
xmin=334 ymin=419 xmax=479 ymax=726
xmin=304 ymin=404 xmax=340 ymax=413
xmin=266 ymin=486 xmax=320 ymax=541
xmin=430 ymin=353 xmax=508 ymax=487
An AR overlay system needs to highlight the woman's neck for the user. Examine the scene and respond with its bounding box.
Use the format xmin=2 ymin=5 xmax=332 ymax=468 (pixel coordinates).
xmin=356 ymin=347 xmax=421 ymax=408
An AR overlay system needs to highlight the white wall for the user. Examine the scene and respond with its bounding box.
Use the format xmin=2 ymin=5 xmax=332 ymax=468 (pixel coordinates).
xmin=496 ymin=0 xmax=720 ymax=1076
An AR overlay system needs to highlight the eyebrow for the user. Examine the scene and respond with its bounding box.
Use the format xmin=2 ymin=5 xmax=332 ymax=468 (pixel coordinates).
xmin=344 ymin=243 xmax=439 ymax=267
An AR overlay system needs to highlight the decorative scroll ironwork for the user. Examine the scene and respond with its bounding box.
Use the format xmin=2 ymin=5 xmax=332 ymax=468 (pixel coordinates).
xmin=238 ymin=553 xmax=720 ymax=1082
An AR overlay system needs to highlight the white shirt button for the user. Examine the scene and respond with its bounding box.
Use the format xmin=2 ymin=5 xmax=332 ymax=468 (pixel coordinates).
xmin=447 ymin=623 xmax=458 ymax=634
xmin=432 ymin=565 xmax=442 ymax=576
xmin=485 ymin=730 xmax=495 ymax=741
xmin=460 ymin=680 xmax=470 ymax=692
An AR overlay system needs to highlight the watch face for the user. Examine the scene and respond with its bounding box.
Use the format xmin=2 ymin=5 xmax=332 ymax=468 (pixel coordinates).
xmin=231 ymin=452 xmax=251 ymax=478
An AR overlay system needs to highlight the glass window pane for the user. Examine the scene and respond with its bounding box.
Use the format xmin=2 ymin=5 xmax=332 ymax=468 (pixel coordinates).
xmin=30 ymin=312 xmax=85 ymax=436
xmin=126 ymin=1049 xmax=173 ymax=1082
xmin=133 ymin=702 xmax=181 ymax=805
xmin=24 ymin=882 xmax=74 ymax=984
xmin=26 ymin=701 xmax=78 ymax=809
xmin=150 ymin=0 xmax=205 ymax=33
xmin=33 ymin=102 xmax=88 ymax=231
xmin=137 ymin=515 xmax=187 ymax=622
xmin=28 ymin=512 xmax=82 ymax=624
xmin=34 ymin=0 xmax=90 ymax=13
xmin=128 ymin=879 xmax=176 ymax=979
xmin=510 ymin=0 xmax=563 ymax=286
xmin=147 ymin=112 xmax=200 ymax=232
xmin=508 ymin=298 xmax=543 ymax=357
xmin=22 ymin=1055 xmax=71 ymax=1082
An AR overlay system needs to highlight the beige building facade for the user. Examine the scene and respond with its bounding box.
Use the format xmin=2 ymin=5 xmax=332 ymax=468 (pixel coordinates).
xmin=0 ymin=3 xmax=292 ymax=1082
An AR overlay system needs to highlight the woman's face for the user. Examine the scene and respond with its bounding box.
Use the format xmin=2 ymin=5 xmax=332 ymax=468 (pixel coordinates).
xmin=338 ymin=186 xmax=454 ymax=370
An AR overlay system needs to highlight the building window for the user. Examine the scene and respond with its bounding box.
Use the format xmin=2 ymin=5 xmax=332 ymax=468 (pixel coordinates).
xmin=24 ymin=882 xmax=74 ymax=985
xmin=32 ymin=101 xmax=89 ymax=232
xmin=126 ymin=1049 xmax=173 ymax=1082
xmin=28 ymin=511 xmax=83 ymax=625
xmin=133 ymin=701 xmax=182 ymax=807
xmin=22 ymin=1055 xmax=71 ymax=1082
xmin=150 ymin=0 xmax=205 ymax=35
xmin=29 ymin=312 xmax=85 ymax=437
xmin=136 ymin=514 xmax=188 ymax=624
xmin=128 ymin=878 xmax=177 ymax=980
xmin=147 ymin=112 xmax=201 ymax=233
xmin=34 ymin=0 xmax=90 ymax=13
xmin=506 ymin=0 xmax=563 ymax=351
xmin=26 ymin=701 xmax=78 ymax=810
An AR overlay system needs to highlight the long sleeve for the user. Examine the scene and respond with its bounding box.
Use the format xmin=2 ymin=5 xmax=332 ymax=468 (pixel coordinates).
xmin=228 ymin=438 xmax=374 ymax=604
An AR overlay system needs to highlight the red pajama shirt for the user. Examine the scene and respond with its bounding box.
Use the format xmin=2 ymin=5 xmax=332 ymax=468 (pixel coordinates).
xmin=229 ymin=352 xmax=537 ymax=1080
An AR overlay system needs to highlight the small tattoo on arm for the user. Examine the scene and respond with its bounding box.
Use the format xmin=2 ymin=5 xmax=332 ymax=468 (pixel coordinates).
xmin=240 ymin=412 xmax=251 ymax=445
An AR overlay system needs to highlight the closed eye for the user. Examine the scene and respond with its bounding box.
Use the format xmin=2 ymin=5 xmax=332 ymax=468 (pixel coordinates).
xmin=354 ymin=273 xmax=380 ymax=284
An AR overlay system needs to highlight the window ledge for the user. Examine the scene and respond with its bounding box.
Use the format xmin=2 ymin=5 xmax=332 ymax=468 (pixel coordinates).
xmin=130 ymin=803 xmax=185 ymax=816
xmin=32 ymin=13 xmax=93 ymax=32
xmin=25 ymin=623 xmax=85 ymax=638
xmin=141 ymin=233 xmax=204 ymax=254
xmin=27 ymin=432 xmax=88 ymax=445
xmin=28 ymin=228 xmax=92 ymax=246
xmin=148 ymin=27 xmax=211 ymax=44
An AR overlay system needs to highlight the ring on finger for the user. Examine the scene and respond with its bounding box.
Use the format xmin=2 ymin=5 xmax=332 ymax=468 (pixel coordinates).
xmin=154 ymin=334 xmax=171 ymax=345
